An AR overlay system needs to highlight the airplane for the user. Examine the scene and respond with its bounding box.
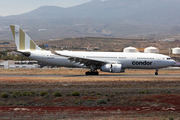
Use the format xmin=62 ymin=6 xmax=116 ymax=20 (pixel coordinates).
xmin=10 ymin=25 xmax=176 ymax=75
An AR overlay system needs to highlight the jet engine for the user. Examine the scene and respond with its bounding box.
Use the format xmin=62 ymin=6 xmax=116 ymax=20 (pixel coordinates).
xmin=100 ymin=64 xmax=125 ymax=73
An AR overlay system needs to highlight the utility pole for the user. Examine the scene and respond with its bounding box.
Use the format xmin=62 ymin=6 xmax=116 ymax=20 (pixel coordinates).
xmin=169 ymin=41 xmax=171 ymax=57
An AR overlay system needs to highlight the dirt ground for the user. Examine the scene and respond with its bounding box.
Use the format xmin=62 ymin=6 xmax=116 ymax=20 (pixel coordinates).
xmin=0 ymin=69 xmax=180 ymax=119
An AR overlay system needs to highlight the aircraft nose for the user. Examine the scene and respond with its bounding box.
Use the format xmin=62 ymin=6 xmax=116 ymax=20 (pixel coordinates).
xmin=172 ymin=60 xmax=176 ymax=65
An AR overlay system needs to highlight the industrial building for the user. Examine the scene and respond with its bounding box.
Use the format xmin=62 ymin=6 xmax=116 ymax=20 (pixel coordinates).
xmin=123 ymin=46 xmax=139 ymax=53
xmin=172 ymin=47 xmax=180 ymax=54
xmin=144 ymin=46 xmax=159 ymax=53
xmin=0 ymin=60 xmax=40 ymax=69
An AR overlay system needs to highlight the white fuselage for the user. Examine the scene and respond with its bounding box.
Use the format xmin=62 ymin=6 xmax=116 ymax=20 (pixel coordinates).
xmin=10 ymin=25 xmax=176 ymax=74
xmin=27 ymin=50 xmax=176 ymax=69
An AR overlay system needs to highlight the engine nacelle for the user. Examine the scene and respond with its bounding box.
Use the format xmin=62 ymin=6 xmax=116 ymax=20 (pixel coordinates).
xmin=100 ymin=64 xmax=124 ymax=73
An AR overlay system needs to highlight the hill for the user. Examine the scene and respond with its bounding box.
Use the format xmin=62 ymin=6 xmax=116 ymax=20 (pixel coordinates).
xmin=1 ymin=0 xmax=180 ymax=39
xmin=4 ymin=0 xmax=180 ymax=26
xmin=164 ymin=26 xmax=180 ymax=34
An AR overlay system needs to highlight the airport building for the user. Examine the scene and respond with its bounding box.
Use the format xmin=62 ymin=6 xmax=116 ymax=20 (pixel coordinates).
xmin=0 ymin=60 xmax=40 ymax=69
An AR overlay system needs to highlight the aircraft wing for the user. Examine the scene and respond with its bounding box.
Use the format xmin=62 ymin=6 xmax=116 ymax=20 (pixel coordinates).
xmin=50 ymin=49 xmax=113 ymax=66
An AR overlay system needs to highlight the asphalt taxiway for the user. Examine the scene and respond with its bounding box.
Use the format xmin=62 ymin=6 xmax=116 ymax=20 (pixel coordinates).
xmin=0 ymin=74 xmax=180 ymax=77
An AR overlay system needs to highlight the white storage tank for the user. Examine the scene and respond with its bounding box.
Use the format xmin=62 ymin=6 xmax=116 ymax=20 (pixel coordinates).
xmin=123 ymin=46 xmax=139 ymax=53
xmin=172 ymin=47 xmax=180 ymax=54
xmin=144 ymin=46 xmax=159 ymax=53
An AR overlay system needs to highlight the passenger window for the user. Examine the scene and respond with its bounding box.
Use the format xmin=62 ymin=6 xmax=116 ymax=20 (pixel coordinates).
xmin=167 ymin=58 xmax=171 ymax=60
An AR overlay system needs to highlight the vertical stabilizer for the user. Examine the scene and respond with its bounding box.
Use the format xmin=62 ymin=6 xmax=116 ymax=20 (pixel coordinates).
xmin=10 ymin=25 xmax=44 ymax=51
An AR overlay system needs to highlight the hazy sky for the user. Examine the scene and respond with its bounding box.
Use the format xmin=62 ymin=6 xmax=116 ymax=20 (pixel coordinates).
xmin=0 ymin=0 xmax=92 ymax=16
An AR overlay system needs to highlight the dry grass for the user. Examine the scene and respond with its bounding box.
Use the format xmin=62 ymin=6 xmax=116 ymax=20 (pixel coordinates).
xmin=0 ymin=68 xmax=85 ymax=75
xmin=0 ymin=75 xmax=180 ymax=83
xmin=0 ymin=69 xmax=179 ymax=84
xmin=0 ymin=68 xmax=180 ymax=119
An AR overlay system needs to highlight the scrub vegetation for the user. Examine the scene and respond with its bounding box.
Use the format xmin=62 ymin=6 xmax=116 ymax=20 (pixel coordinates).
xmin=0 ymin=69 xmax=180 ymax=119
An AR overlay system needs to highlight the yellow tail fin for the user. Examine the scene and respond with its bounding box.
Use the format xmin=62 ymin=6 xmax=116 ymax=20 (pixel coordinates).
xmin=10 ymin=25 xmax=44 ymax=51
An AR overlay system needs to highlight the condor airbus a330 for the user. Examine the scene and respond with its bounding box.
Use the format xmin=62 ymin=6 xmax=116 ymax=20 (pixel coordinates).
xmin=10 ymin=25 xmax=176 ymax=75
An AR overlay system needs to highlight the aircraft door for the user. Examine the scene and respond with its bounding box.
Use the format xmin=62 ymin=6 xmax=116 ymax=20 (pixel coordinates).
xmin=155 ymin=56 xmax=162 ymax=67
xmin=42 ymin=52 xmax=47 ymax=59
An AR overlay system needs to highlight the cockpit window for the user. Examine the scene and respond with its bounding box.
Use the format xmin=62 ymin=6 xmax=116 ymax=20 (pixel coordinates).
xmin=167 ymin=58 xmax=171 ymax=60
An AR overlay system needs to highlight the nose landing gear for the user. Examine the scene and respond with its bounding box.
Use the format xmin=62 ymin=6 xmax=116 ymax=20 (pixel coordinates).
xmin=155 ymin=69 xmax=158 ymax=75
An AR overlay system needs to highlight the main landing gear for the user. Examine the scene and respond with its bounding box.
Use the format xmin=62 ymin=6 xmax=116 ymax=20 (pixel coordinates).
xmin=85 ymin=70 xmax=99 ymax=75
xmin=155 ymin=69 xmax=158 ymax=75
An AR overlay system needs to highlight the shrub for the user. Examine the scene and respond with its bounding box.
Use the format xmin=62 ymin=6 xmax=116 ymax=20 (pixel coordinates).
xmin=90 ymin=93 xmax=94 ymax=96
xmin=40 ymin=91 xmax=48 ymax=96
xmin=1 ymin=92 xmax=9 ymax=98
xmin=66 ymin=93 xmax=70 ymax=96
xmin=97 ymin=99 xmax=107 ymax=104
xmin=31 ymin=91 xmax=35 ymax=95
xmin=12 ymin=94 xmax=16 ymax=98
xmin=138 ymin=90 xmax=150 ymax=94
xmin=12 ymin=91 xmax=21 ymax=98
xmin=53 ymin=92 xmax=62 ymax=97
xmin=88 ymin=99 xmax=92 ymax=104
xmin=74 ymin=101 xmax=78 ymax=104
xmin=119 ymin=91 xmax=127 ymax=94
xmin=10 ymin=91 xmax=13 ymax=93
xmin=168 ymin=116 xmax=174 ymax=120
xmin=0 ymin=101 xmax=5 ymax=105
xmin=8 ymin=102 xmax=13 ymax=105
xmin=44 ymin=94 xmax=49 ymax=99
xmin=105 ymin=93 xmax=108 ymax=96
xmin=110 ymin=94 xmax=114 ymax=97
xmin=12 ymin=91 xmax=21 ymax=95
xmin=167 ymin=90 xmax=171 ymax=93
xmin=71 ymin=91 xmax=80 ymax=96
xmin=21 ymin=91 xmax=33 ymax=96
xmin=79 ymin=100 xmax=82 ymax=104
xmin=16 ymin=101 xmax=23 ymax=106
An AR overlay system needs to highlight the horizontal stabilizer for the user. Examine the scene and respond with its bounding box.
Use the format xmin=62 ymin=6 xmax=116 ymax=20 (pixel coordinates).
xmin=12 ymin=50 xmax=31 ymax=57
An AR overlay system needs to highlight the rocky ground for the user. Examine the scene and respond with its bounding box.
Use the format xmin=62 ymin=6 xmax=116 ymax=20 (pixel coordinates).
xmin=0 ymin=69 xmax=180 ymax=119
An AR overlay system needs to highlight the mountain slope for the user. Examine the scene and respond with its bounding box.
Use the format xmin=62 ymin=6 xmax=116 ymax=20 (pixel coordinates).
xmin=1 ymin=0 xmax=180 ymax=39
xmin=4 ymin=0 xmax=180 ymax=25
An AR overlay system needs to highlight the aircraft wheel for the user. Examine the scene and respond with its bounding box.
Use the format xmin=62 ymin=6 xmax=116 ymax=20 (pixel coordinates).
xmin=85 ymin=71 xmax=99 ymax=75
xmin=93 ymin=72 xmax=99 ymax=75
xmin=155 ymin=69 xmax=158 ymax=75
xmin=85 ymin=72 xmax=90 ymax=75
xmin=155 ymin=72 xmax=158 ymax=75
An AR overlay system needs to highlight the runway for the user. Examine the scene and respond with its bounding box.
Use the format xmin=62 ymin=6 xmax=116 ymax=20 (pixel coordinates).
xmin=0 ymin=74 xmax=180 ymax=77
